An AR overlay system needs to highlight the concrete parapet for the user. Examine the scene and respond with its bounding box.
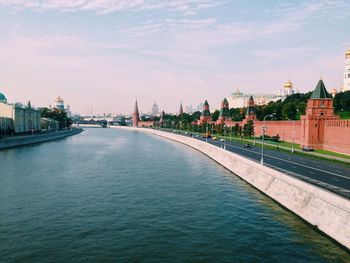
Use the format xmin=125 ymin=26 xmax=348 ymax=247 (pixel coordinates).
xmin=112 ymin=126 xmax=350 ymax=250
xmin=0 ymin=128 xmax=83 ymax=150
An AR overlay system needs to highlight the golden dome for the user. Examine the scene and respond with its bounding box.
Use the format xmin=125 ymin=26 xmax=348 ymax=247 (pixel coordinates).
xmin=330 ymin=88 xmax=337 ymax=94
xmin=55 ymin=96 xmax=63 ymax=103
xmin=346 ymin=49 xmax=350 ymax=57
xmin=284 ymin=80 xmax=293 ymax=89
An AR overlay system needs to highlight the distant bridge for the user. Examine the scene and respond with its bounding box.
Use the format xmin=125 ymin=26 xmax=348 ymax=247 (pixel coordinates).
xmin=73 ymin=120 xmax=108 ymax=128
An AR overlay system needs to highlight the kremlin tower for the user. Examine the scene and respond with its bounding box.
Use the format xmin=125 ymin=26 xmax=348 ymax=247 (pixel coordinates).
xmin=301 ymin=79 xmax=339 ymax=148
xmin=343 ymin=48 xmax=350 ymax=92
xmin=132 ymin=100 xmax=139 ymax=127
xmin=198 ymin=100 xmax=211 ymax=124
xmin=245 ymin=95 xmax=256 ymax=121
xmin=217 ymin=98 xmax=230 ymax=124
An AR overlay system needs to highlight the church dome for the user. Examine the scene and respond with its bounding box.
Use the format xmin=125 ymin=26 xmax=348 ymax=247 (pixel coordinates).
xmin=284 ymin=80 xmax=293 ymax=89
xmin=55 ymin=96 xmax=63 ymax=103
xmin=0 ymin=92 xmax=7 ymax=102
xmin=346 ymin=49 xmax=350 ymax=57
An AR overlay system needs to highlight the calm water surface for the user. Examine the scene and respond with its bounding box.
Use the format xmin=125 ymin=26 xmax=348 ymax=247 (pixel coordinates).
xmin=0 ymin=128 xmax=349 ymax=262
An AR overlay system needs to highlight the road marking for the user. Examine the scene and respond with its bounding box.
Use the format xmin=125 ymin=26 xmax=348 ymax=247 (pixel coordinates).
xmin=223 ymin=143 xmax=350 ymax=180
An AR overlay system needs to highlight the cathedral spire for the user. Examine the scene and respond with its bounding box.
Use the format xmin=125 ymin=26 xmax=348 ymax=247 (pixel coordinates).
xmin=179 ymin=101 xmax=184 ymax=115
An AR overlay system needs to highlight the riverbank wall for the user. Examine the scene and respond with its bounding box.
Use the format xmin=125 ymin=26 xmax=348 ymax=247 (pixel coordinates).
xmin=112 ymin=126 xmax=350 ymax=250
xmin=0 ymin=128 xmax=83 ymax=150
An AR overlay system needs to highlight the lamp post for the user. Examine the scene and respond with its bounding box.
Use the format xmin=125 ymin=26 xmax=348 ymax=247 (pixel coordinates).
xmin=206 ymin=124 xmax=208 ymax=143
xmin=291 ymin=120 xmax=295 ymax=153
xmin=261 ymin=114 xmax=275 ymax=165
xmin=224 ymin=125 xmax=227 ymax=150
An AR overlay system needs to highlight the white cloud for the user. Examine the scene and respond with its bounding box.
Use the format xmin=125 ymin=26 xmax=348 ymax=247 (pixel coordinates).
xmin=0 ymin=0 xmax=226 ymax=15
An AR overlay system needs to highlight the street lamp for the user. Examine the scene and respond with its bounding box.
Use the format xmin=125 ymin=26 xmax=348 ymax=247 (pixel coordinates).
xmin=291 ymin=109 xmax=299 ymax=153
xmin=224 ymin=125 xmax=227 ymax=150
xmin=261 ymin=113 xmax=275 ymax=165
xmin=206 ymin=124 xmax=208 ymax=143
xmin=291 ymin=120 xmax=295 ymax=153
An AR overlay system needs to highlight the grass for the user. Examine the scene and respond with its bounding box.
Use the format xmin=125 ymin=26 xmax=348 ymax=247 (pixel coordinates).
xmin=313 ymin=149 xmax=350 ymax=160
xmin=162 ymin=128 xmax=350 ymax=166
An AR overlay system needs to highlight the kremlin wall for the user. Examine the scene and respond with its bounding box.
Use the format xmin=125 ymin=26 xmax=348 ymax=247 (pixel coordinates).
xmin=132 ymin=47 xmax=350 ymax=155
xmin=133 ymin=79 xmax=350 ymax=155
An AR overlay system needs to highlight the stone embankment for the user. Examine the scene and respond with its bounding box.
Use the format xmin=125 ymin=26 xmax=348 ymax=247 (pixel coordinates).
xmin=113 ymin=126 xmax=350 ymax=250
xmin=0 ymin=128 xmax=83 ymax=150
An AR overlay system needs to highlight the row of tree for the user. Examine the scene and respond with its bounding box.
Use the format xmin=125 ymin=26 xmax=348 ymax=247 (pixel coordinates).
xmin=146 ymin=91 xmax=350 ymax=125
xmin=40 ymin=108 xmax=72 ymax=129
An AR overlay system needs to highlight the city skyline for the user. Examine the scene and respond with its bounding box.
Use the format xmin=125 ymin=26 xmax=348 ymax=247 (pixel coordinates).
xmin=0 ymin=0 xmax=350 ymax=114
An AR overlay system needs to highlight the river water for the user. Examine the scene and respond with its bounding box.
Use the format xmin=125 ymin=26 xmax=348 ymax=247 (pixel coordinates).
xmin=0 ymin=128 xmax=349 ymax=262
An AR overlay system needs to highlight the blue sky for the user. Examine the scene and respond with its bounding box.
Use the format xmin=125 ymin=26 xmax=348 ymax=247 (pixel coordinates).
xmin=0 ymin=0 xmax=349 ymax=115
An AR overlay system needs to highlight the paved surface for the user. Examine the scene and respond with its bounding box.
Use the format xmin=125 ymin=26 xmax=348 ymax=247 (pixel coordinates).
xmin=241 ymin=137 xmax=350 ymax=164
xmin=165 ymin=130 xmax=350 ymax=199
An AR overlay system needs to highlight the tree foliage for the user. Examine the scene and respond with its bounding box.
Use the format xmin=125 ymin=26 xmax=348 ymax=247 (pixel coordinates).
xmin=243 ymin=120 xmax=254 ymax=137
xmin=41 ymin=108 xmax=72 ymax=128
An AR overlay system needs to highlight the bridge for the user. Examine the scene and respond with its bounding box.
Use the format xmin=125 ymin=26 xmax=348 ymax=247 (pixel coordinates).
xmin=73 ymin=120 xmax=108 ymax=128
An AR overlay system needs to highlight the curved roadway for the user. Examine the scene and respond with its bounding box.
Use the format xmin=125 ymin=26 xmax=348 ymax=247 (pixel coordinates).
xmin=167 ymin=130 xmax=350 ymax=199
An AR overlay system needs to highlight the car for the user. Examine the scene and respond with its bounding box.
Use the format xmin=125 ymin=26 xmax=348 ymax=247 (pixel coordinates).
xmin=302 ymin=146 xmax=314 ymax=152
xmin=220 ymin=138 xmax=225 ymax=142
xmin=244 ymin=143 xmax=251 ymax=148
xmin=212 ymin=136 xmax=217 ymax=140
xmin=195 ymin=134 xmax=200 ymax=138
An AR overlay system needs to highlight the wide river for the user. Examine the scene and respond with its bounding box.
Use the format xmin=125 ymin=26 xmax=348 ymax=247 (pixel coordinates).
xmin=0 ymin=128 xmax=349 ymax=262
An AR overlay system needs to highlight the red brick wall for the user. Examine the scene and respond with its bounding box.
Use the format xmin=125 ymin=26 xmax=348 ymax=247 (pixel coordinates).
xmin=323 ymin=120 xmax=350 ymax=154
xmin=138 ymin=121 xmax=154 ymax=127
xmin=254 ymin=121 xmax=302 ymax=144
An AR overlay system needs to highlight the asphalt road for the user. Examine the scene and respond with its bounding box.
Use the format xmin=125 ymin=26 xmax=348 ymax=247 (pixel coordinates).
xmin=166 ymin=130 xmax=350 ymax=199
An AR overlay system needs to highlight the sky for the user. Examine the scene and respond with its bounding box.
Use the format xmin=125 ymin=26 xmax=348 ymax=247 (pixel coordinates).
xmin=0 ymin=0 xmax=349 ymax=115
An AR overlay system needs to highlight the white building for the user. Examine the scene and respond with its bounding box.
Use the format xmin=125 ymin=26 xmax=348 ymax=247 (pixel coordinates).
xmin=342 ymin=48 xmax=350 ymax=92
xmin=151 ymin=102 xmax=159 ymax=116
xmin=0 ymin=92 xmax=41 ymax=134
xmin=54 ymin=96 xmax=65 ymax=110
xmin=226 ymin=88 xmax=279 ymax=108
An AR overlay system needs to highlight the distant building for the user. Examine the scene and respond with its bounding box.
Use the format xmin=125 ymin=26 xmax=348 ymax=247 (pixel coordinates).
xmin=283 ymin=80 xmax=295 ymax=97
xmin=41 ymin=118 xmax=59 ymax=131
xmin=54 ymin=96 xmax=65 ymax=110
xmin=151 ymin=102 xmax=159 ymax=116
xmin=179 ymin=102 xmax=184 ymax=115
xmin=330 ymin=88 xmax=338 ymax=98
xmin=342 ymin=48 xmax=350 ymax=92
xmin=227 ymin=88 xmax=278 ymax=108
xmin=0 ymin=91 xmax=41 ymax=134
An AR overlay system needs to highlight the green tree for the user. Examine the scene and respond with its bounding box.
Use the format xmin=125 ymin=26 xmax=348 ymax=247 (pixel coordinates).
xmin=211 ymin=110 xmax=220 ymax=121
xmin=243 ymin=120 xmax=254 ymax=137
xmin=40 ymin=108 xmax=72 ymax=129
xmin=233 ymin=123 xmax=240 ymax=135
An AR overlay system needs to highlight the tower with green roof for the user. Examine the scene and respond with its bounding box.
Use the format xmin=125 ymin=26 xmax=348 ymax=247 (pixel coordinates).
xmin=198 ymin=100 xmax=212 ymax=124
xmin=301 ymin=79 xmax=339 ymax=149
xmin=245 ymin=95 xmax=256 ymax=121
xmin=217 ymin=98 xmax=230 ymax=124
